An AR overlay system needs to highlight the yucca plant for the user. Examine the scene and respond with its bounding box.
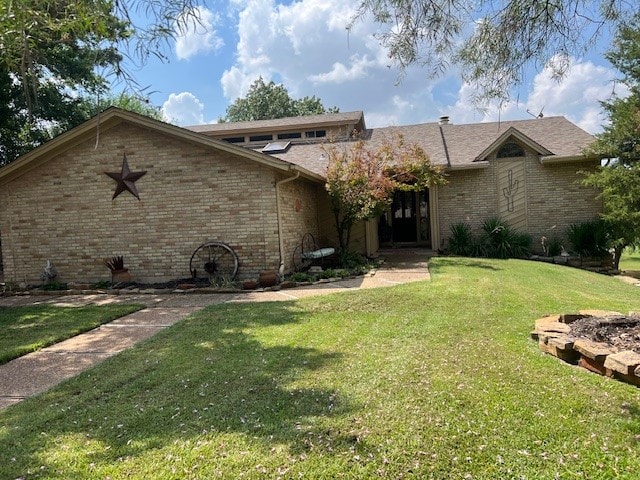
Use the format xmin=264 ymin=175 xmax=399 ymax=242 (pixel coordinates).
xmin=103 ymin=255 xmax=125 ymax=272
xmin=447 ymin=222 xmax=475 ymax=256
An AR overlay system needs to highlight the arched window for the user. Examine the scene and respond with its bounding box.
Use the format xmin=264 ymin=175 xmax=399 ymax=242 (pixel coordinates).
xmin=497 ymin=142 xmax=525 ymax=158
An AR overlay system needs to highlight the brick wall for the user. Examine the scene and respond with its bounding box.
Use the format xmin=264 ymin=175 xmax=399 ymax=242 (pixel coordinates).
xmin=278 ymin=176 xmax=322 ymax=273
xmin=436 ymin=145 xmax=602 ymax=251
xmin=0 ymin=122 xmax=293 ymax=283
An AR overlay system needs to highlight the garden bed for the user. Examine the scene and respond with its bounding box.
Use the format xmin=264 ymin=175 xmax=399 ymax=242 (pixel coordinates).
xmin=532 ymin=310 xmax=640 ymax=386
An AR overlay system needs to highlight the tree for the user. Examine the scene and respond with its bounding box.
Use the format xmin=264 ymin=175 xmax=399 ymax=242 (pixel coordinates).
xmin=0 ymin=0 xmax=201 ymax=165
xmin=221 ymin=77 xmax=338 ymax=122
xmin=324 ymin=134 xmax=446 ymax=253
xmin=80 ymin=93 xmax=164 ymax=121
xmin=583 ymin=15 xmax=640 ymax=270
xmin=350 ymin=0 xmax=638 ymax=105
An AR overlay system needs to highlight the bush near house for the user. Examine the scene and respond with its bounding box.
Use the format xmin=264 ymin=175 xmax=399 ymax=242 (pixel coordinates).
xmin=567 ymin=218 xmax=612 ymax=258
xmin=447 ymin=217 xmax=532 ymax=259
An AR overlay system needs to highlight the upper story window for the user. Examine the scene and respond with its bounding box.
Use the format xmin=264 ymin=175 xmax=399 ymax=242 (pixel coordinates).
xmin=249 ymin=134 xmax=273 ymax=142
xmin=305 ymin=130 xmax=326 ymax=139
xmin=497 ymin=142 xmax=525 ymax=158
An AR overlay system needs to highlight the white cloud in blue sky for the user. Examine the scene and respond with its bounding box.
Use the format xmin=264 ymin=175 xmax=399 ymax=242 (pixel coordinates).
xmin=141 ymin=0 xmax=626 ymax=133
xmin=175 ymin=6 xmax=224 ymax=60
xmin=162 ymin=92 xmax=205 ymax=125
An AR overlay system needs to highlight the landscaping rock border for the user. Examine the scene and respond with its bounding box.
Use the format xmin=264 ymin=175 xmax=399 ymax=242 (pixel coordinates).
xmin=532 ymin=310 xmax=640 ymax=387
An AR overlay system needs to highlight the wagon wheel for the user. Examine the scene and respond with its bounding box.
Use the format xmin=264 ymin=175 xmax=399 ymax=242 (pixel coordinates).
xmin=190 ymin=242 xmax=239 ymax=282
xmin=292 ymin=234 xmax=318 ymax=272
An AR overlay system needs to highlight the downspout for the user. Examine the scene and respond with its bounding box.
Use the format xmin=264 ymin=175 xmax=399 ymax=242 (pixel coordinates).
xmin=275 ymin=169 xmax=300 ymax=277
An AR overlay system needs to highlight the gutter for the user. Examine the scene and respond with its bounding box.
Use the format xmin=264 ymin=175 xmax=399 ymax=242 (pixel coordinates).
xmin=539 ymin=154 xmax=598 ymax=165
xmin=275 ymin=169 xmax=301 ymax=277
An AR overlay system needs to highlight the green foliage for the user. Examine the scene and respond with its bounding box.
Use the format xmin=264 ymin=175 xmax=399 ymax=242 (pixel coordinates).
xmin=325 ymin=135 xmax=446 ymax=252
xmin=221 ymin=77 xmax=338 ymax=122
xmin=582 ymin=14 xmax=640 ymax=269
xmin=446 ymin=217 xmax=531 ymax=259
xmin=0 ymin=0 xmax=127 ymax=164
xmin=479 ymin=217 xmax=531 ymax=259
xmin=447 ymin=222 xmax=474 ymax=256
xmin=288 ymin=271 xmax=314 ymax=283
xmin=2 ymin=260 xmax=640 ymax=478
xmin=0 ymin=0 xmax=200 ymax=164
xmin=540 ymin=236 xmax=563 ymax=257
xmin=39 ymin=282 xmax=68 ymax=291
xmin=351 ymin=0 xmax=634 ymax=105
xmin=567 ymin=219 xmax=612 ymax=258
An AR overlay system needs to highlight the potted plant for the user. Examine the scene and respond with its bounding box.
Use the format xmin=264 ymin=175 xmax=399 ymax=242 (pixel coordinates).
xmin=104 ymin=255 xmax=131 ymax=283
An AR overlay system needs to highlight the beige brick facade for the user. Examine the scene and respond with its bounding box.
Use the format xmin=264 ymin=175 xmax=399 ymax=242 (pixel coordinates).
xmin=0 ymin=110 xmax=603 ymax=284
xmin=436 ymin=145 xmax=602 ymax=250
xmin=0 ymin=122 xmax=322 ymax=283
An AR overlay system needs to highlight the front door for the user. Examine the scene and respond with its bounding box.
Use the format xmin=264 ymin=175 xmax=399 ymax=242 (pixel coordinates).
xmin=378 ymin=189 xmax=432 ymax=247
xmin=392 ymin=190 xmax=417 ymax=243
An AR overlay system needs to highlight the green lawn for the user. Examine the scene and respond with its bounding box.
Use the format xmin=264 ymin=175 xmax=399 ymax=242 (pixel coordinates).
xmin=1 ymin=258 xmax=639 ymax=479
xmin=0 ymin=304 xmax=143 ymax=365
xmin=620 ymin=247 xmax=640 ymax=277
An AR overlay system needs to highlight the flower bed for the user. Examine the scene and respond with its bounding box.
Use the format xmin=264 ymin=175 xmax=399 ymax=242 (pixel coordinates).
xmin=532 ymin=310 xmax=640 ymax=387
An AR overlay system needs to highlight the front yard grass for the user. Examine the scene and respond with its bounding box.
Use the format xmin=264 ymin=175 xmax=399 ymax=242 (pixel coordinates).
xmin=0 ymin=304 xmax=143 ymax=365
xmin=1 ymin=257 xmax=639 ymax=478
xmin=620 ymin=247 xmax=640 ymax=277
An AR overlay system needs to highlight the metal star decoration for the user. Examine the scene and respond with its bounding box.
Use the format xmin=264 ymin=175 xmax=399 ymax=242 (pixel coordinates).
xmin=105 ymin=153 xmax=147 ymax=200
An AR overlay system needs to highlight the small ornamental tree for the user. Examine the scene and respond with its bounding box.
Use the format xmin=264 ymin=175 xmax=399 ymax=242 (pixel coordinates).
xmin=324 ymin=134 xmax=446 ymax=254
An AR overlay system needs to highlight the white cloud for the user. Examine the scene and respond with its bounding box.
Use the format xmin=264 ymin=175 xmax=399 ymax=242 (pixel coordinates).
xmin=308 ymin=55 xmax=376 ymax=84
xmin=444 ymin=57 xmax=629 ymax=133
xmin=162 ymin=92 xmax=205 ymax=125
xmin=219 ymin=0 xmax=439 ymax=126
xmin=175 ymin=6 xmax=224 ymax=60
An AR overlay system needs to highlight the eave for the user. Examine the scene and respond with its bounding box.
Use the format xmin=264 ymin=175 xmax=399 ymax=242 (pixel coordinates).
xmin=0 ymin=107 xmax=324 ymax=187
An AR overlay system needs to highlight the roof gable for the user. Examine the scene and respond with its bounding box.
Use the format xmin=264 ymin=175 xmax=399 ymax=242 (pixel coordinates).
xmin=0 ymin=107 xmax=323 ymax=186
xmin=473 ymin=127 xmax=553 ymax=161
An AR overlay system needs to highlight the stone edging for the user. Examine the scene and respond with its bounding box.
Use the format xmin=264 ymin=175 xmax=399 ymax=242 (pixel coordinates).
xmin=532 ymin=310 xmax=640 ymax=387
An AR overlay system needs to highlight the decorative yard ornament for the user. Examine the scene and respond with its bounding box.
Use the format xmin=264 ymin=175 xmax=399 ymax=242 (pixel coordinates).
xmin=105 ymin=153 xmax=147 ymax=200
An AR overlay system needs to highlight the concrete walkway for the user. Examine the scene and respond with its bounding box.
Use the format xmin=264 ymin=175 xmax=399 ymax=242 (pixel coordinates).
xmin=0 ymin=250 xmax=433 ymax=409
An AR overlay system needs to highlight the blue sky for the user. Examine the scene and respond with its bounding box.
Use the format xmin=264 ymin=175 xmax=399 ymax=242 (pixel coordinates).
xmin=127 ymin=0 xmax=627 ymax=134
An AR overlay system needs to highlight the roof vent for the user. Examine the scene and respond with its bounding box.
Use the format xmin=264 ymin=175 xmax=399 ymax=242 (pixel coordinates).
xmin=439 ymin=116 xmax=450 ymax=125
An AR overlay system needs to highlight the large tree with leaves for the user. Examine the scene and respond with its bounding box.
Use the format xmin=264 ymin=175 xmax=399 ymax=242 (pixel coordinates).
xmin=583 ymin=15 xmax=640 ymax=270
xmin=221 ymin=77 xmax=338 ymax=122
xmin=352 ymin=0 xmax=638 ymax=105
xmin=0 ymin=0 xmax=203 ymax=165
xmin=325 ymin=134 xmax=446 ymax=253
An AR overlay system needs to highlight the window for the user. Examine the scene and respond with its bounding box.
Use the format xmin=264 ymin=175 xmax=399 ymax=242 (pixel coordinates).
xmin=249 ymin=134 xmax=273 ymax=142
xmin=277 ymin=132 xmax=302 ymax=140
xmin=305 ymin=130 xmax=327 ymax=138
xmin=223 ymin=136 xmax=245 ymax=143
xmin=497 ymin=142 xmax=525 ymax=158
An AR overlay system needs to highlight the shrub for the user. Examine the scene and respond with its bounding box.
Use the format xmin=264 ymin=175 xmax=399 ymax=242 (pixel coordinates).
xmin=447 ymin=222 xmax=474 ymax=256
xmin=480 ymin=217 xmax=531 ymax=259
xmin=567 ymin=219 xmax=611 ymax=257
xmin=541 ymin=236 xmax=564 ymax=257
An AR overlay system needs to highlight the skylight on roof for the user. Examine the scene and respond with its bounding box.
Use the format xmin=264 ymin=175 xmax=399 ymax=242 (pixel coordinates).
xmin=262 ymin=141 xmax=291 ymax=154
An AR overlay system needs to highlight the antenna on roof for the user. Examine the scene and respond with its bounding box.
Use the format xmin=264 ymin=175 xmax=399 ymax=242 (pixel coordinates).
xmin=527 ymin=107 xmax=544 ymax=119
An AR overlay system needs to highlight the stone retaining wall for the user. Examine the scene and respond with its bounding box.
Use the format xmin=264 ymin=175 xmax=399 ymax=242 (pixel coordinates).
xmin=532 ymin=310 xmax=640 ymax=387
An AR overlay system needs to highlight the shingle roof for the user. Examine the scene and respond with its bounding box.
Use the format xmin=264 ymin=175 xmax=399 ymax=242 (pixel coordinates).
xmin=187 ymin=111 xmax=365 ymax=135
xmin=268 ymin=116 xmax=596 ymax=175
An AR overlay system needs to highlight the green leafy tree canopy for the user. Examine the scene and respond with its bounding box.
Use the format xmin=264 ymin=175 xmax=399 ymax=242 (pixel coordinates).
xmin=221 ymin=77 xmax=339 ymax=122
xmin=351 ymin=0 xmax=638 ymax=105
xmin=584 ymin=13 xmax=640 ymax=269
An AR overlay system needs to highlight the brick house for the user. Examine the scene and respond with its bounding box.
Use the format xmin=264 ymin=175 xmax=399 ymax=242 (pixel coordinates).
xmin=0 ymin=108 xmax=601 ymax=284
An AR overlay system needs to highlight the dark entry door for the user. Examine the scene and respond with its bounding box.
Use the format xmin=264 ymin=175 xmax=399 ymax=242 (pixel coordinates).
xmin=392 ymin=191 xmax=417 ymax=242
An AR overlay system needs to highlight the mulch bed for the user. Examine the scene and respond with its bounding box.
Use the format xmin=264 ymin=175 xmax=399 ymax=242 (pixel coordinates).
xmin=569 ymin=315 xmax=640 ymax=354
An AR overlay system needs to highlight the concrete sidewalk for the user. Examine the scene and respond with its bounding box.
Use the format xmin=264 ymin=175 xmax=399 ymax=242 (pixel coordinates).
xmin=0 ymin=250 xmax=433 ymax=409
